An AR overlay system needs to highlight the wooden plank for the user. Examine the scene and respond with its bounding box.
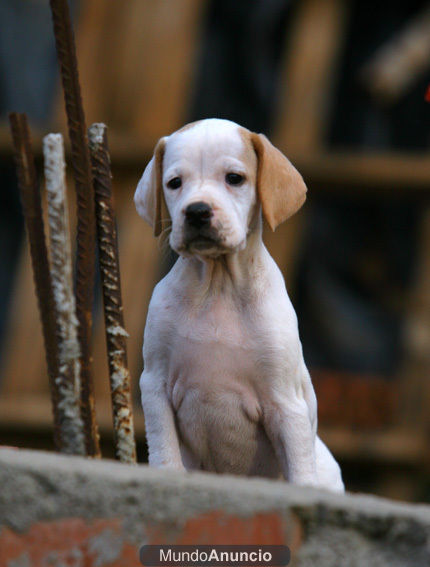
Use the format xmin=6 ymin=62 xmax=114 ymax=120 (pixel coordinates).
xmin=269 ymin=0 xmax=347 ymax=287
xmin=133 ymin=0 xmax=206 ymax=145
xmin=274 ymin=0 xmax=348 ymax=152
xmin=319 ymin=426 xmax=429 ymax=466
xmin=0 ymin=396 xmax=145 ymax=435
xmin=291 ymin=152 xmax=430 ymax=192
xmin=2 ymin=126 xmax=430 ymax=190
xmin=74 ymin=0 xmax=124 ymax=128
xmin=0 ymin=397 xmax=427 ymax=468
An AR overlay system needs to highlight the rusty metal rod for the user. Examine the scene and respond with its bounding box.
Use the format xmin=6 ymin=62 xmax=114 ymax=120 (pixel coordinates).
xmin=88 ymin=123 xmax=137 ymax=464
xmin=49 ymin=0 xmax=100 ymax=456
xmin=44 ymin=133 xmax=86 ymax=455
xmin=9 ymin=113 xmax=62 ymax=451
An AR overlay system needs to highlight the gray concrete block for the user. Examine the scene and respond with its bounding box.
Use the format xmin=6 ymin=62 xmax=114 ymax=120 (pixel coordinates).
xmin=0 ymin=448 xmax=429 ymax=567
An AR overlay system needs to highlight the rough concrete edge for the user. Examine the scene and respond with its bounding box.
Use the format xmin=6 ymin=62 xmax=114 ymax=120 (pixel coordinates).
xmin=0 ymin=448 xmax=429 ymax=535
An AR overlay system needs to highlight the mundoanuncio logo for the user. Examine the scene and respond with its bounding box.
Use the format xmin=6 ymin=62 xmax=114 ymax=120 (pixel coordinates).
xmin=139 ymin=545 xmax=291 ymax=566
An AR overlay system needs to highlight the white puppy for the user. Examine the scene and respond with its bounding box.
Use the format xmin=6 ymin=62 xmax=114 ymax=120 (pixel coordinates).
xmin=134 ymin=118 xmax=344 ymax=492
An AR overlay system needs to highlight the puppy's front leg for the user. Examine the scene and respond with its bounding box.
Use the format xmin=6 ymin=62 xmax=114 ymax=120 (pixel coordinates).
xmin=140 ymin=371 xmax=185 ymax=471
xmin=263 ymin=395 xmax=318 ymax=487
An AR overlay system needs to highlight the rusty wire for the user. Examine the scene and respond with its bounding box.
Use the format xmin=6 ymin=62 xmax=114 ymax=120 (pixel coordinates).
xmin=9 ymin=113 xmax=62 ymax=451
xmin=44 ymin=133 xmax=86 ymax=456
xmin=88 ymin=123 xmax=137 ymax=464
xmin=49 ymin=0 xmax=100 ymax=456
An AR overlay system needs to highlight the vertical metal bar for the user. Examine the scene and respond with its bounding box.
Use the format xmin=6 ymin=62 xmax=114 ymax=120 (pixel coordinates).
xmin=8 ymin=113 xmax=62 ymax=452
xmin=88 ymin=123 xmax=137 ymax=464
xmin=49 ymin=0 xmax=100 ymax=456
xmin=44 ymin=133 xmax=86 ymax=455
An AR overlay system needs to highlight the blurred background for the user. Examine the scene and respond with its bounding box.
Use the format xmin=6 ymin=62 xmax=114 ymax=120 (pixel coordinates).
xmin=0 ymin=0 xmax=429 ymax=502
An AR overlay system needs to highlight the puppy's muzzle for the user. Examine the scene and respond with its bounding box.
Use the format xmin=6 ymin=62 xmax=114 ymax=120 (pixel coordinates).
xmin=183 ymin=201 xmax=222 ymax=251
xmin=185 ymin=202 xmax=213 ymax=228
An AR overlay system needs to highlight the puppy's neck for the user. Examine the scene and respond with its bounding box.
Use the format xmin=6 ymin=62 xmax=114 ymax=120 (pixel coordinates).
xmin=178 ymin=212 xmax=267 ymax=300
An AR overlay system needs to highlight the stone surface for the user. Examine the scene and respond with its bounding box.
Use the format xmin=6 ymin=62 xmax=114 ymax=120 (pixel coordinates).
xmin=0 ymin=448 xmax=429 ymax=566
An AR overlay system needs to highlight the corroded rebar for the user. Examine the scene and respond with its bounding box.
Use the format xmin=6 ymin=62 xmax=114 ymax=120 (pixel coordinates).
xmin=49 ymin=0 xmax=100 ymax=456
xmin=44 ymin=133 xmax=86 ymax=456
xmin=88 ymin=123 xmax=137 ymax=464
xmin=9 ymin=113 xmax=62 ymax=451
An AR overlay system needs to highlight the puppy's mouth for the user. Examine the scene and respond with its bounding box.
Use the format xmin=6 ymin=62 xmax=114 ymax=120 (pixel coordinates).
xmin=175 ymin=225 xmax=225 ymax=256
xmin=187 ymin=235 xmax=220 ymax=250
xmin=184 ymin=230 xmax=222 ymax=251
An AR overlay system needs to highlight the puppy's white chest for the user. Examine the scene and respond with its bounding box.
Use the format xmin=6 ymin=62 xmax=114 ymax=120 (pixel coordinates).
xmin=167 ymin=297 xmax=260 ymax=393
xmin=164 ymin=298 xmax=279 ymax=475
xmin=179 ymin=296 xmax=248 ymax=345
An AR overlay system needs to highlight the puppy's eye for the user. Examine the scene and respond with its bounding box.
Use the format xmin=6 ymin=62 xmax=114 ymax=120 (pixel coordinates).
xmin=225 ymin=172 xmax=244 ymax=186
xmin=167 ymin=177 xmax=182 ymax=190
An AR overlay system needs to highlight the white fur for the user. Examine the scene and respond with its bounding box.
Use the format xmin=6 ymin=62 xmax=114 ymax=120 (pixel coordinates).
xmin=135 ymin=118 xmax=344 ymax=492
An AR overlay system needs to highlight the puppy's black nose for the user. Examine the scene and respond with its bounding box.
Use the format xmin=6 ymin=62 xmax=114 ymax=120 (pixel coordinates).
xmin=185 ymin=202 xmax=213 ymax=228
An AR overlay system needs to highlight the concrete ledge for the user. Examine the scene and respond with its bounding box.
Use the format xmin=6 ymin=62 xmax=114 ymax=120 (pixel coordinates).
xmin=0 ymin=448 xmax=429 ymax=566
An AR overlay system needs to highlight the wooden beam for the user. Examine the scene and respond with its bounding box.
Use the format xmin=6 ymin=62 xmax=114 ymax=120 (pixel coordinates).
xmin=274 ymin=0 xmax=348 ymax=153
xmin=2 ymin=125 xmax=430 ymax=190
xmin=0 ymin=397 xmax=427 ymax=467
xmin=291 ymin=152 xmax=430 ymax=192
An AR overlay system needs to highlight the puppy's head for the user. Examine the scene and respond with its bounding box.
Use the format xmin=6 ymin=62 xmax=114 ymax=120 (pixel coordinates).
xmin=134 ymin=119 xmax=307 ymax=257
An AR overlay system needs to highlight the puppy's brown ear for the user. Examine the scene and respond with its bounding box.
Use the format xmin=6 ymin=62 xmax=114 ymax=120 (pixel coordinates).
xmin=251 ymin=133 xmax=307 ymax=231
xmin=134 ymin=137 xmax=168 ymax=236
